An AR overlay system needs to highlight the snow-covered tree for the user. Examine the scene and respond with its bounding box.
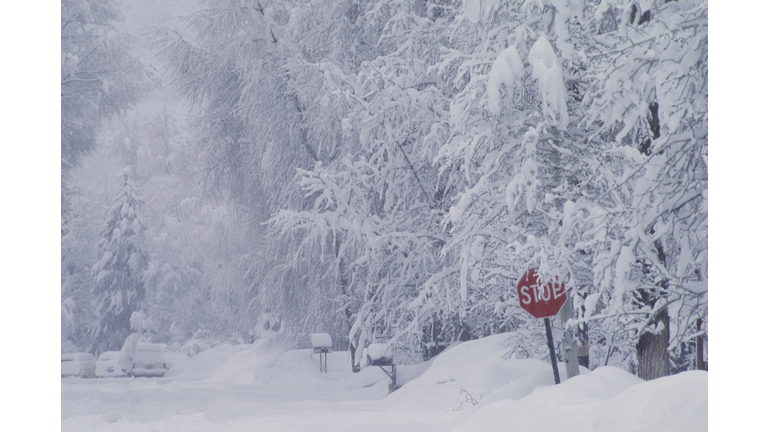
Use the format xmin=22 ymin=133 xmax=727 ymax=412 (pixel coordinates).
xmin=417 ymin=0 xmax=582 ymax=351
xmin=62 ymin=0 xmax=153 ymax=352
xmin=425 ymin=0 xmax=706 ymax=378
xmin=61 ymin=0 xmax=153 ymax=212
xmin=150 ymin=1 xmax=322 ymax=342
xmin=267 ymin=0 xmax=467 ymax=367
xmin=578 ymin=0 xmax=708 ymax=380
xmin=135 ymin=0 xmax=707 ymax=379
xmin=151 ymin=0 xmax=363 ymax=354
xmin=151 ymin=0 xmax=319 ymax=210
xmin=106 ymin=108 xmax=264 ymax=346
xmin=90 ymin=168 xmax=147 ymax=353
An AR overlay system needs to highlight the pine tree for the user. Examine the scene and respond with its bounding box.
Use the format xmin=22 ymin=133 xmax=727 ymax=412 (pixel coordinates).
xmin=90 ymin=168 xmax=147 ymax=353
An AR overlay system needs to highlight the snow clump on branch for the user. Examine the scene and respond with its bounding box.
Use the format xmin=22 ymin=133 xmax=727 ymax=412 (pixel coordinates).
xmin=487 ymin=45 xmax=524 ymax=115
xmin=528 ymin=35 xmax=569 ymax=130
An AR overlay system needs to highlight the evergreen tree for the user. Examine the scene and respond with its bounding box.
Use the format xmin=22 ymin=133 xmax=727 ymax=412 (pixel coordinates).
xmin=90 ymin=168 xmax=147 ymax=353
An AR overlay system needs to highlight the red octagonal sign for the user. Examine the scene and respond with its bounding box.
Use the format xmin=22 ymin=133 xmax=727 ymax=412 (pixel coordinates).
xmin=517 ymin=268 xmax=567 ymax=319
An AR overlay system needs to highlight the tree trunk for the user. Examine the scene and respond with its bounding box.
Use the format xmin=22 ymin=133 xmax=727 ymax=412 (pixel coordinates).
xmin=696 ymin=318 xmax=705 ymax=370
xmin=336 ymin=234 xmax=360 ymax=373
xmin=636 ymin=307 xmax=670 ymax=380
xmin=559 ymin=298 xmax=580 ymax=379
xmin=349 ymin=343 xmax=361 ymax=373
xmin=636 ymin=237 xmax=670 ymax=380
xmin=576 ymin=293 xmax=590 ymax=368
xmin=576 ymin=321 xmax=590 ymax=368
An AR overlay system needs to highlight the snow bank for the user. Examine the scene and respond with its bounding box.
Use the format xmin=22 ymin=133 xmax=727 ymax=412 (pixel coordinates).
xmin=162 ymin=351 xmax=191 ymax=370
xmin=205 ymin=332 xmax=296 ymax=384
xmin=384 ymin=333 xmax=582 ymax=412
xmin=449 ymin=367 xmax=706 ymax=432
xmin=163 ymin=343 xmax=251 ymax=380
xmin=63 ymin=333 xmax=707 ymax=431
xmin=163 ymin=332 xmax=414 ymax=401
xmin=234 ymin=349 xmax=392 ymax=400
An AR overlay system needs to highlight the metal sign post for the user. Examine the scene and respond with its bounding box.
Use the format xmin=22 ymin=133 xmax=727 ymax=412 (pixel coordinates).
xmin=543 ymin=317 xmax=561 ymax=384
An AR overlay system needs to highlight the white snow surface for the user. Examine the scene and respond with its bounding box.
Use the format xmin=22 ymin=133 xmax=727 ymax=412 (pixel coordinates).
xmin=62 ymin=333 xmax=707 ymax=431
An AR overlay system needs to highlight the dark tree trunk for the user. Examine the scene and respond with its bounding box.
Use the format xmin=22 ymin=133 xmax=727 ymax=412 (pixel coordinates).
xmin=422 ymin=316 xmax=441 ymax=360
xmin=636 ymin=307 xmax=670 ymax=380
xmin=576 ymin=321 xmax=590 ymax=368
xmin=336 ymin=234 xmax=360 ymax=373
xmin=349 ymin=343 xmax=361 ymax=373
xmin=696 ymin=318 xmax=706 ymax=370
xmin=576 ymin=294 xmax=590 ymax=368
xmin=635 ymin=238 xmax=670 ymax=380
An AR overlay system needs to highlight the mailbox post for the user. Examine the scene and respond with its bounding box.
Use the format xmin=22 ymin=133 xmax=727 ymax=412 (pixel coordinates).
xmin=311 ymin=333 xmax=333 ymax=373
xmin=367 ymin=343 xmax=397 ymax=393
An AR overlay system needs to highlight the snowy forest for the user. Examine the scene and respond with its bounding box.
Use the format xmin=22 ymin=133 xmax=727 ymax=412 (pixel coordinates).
xmin=61 ymin=0 xmax=708 ymax=381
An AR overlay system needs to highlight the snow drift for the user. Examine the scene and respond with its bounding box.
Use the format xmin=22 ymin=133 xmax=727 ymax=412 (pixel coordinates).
xmin=62 ymin=333 xmax=707 ymax=431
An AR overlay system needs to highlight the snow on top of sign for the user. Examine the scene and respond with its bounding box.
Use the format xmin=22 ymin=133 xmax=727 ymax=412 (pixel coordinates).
xmin=310 ymin=333 xmax=332 ymax=348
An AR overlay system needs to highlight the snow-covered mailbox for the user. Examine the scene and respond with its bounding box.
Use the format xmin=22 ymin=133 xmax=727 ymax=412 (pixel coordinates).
xmin=366 ymin=343 xmax=397 ymax=393
xmin=310 ymin=333 xmax=332 ymax=373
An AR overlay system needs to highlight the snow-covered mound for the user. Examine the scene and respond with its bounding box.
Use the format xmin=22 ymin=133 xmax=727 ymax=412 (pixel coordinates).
xmin=383 ymin=333 xmax=706 ymax=432
xmin=163 ymin=343 xmax=251 ymax=380
xmin=450 ymin=368 xmax=706 ymax=432
xmin=206 ymin=332 xmax=297 ymax=384
xmin=381 ymin=332 xmax=706 ymax=432
xmin=165 ymin=333 xmax=400 ymax=399
xmin=62 ymin=333 xmax=707 ymax=431
xmin=384 ymin=333 xmax=587 ymax=411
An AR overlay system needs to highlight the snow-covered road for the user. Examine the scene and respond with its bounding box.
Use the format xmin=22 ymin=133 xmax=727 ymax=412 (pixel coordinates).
xmin=62 ymin=375 xmax=463 ymax=432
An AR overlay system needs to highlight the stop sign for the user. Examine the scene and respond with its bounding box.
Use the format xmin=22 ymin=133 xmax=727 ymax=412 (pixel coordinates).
xmin=517 ymin=268 xmax=567 ymax=318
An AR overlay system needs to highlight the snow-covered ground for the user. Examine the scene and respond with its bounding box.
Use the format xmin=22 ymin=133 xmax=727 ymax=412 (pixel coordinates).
xmin=62 ymin=333 xmax=707 ymax=431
